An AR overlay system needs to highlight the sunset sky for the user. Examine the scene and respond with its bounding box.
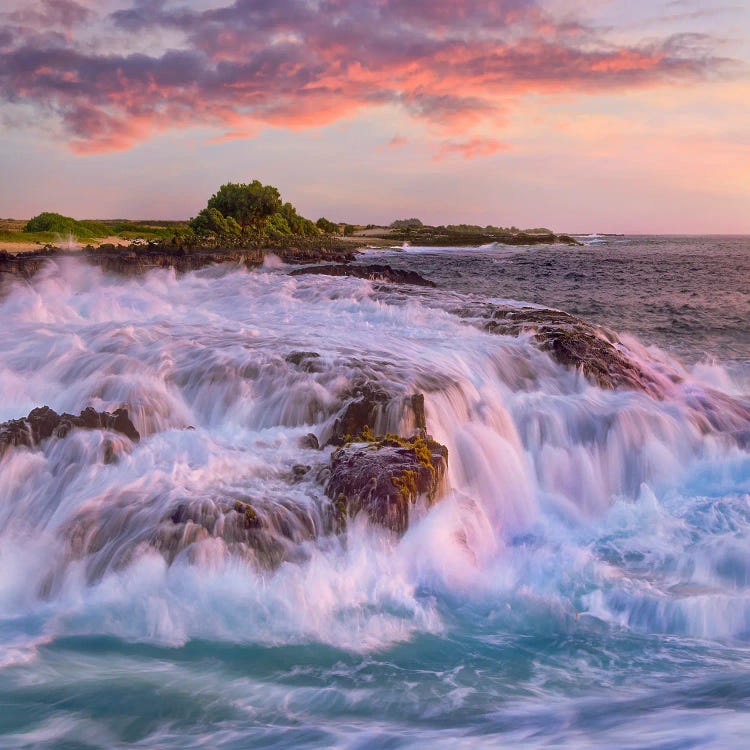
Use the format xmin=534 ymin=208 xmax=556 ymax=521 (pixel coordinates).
xmin=1 ymin=0 xmax=748 ymax=232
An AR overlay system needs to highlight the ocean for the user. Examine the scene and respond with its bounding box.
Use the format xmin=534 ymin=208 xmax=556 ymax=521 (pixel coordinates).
xmin=0 ymin=235 xmax=749 ymax=748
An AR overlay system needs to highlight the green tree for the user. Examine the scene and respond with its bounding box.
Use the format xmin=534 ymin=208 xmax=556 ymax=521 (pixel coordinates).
xmin=280 ymin=202 xmax=319 ymax=237
xmin=24 ymin=212 xmax=108 ymax=239
xmin=316 ymin=217 xmax=339 ymax=234
xmin=390 ymin=218 xmax=423 ymax=229
xmin=189 ymin=207 xmax=241 ymax=238
xmin=206 ymin=181 xmax=282 ymax=233
xmin=265 ymin=212 xmax=292 ymax=239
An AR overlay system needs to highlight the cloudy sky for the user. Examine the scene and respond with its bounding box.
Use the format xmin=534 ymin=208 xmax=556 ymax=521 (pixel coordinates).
xmin=1 ymin=0 xmax=748 ymax=232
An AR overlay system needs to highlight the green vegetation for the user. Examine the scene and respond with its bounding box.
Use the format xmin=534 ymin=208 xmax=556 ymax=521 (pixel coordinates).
xmin=354 ymin=426 xmax=442 ymax=476
xmin=390 ymin=218 xmax=423 ymax=229
xmin=189 ymin=180 xmax=322 ymax=243
xmin=24 ymin=212 xmax=109 ymax=239
xmin=316 ymin=217 xmax=340 ymax=234
xmin=0 ymin=215 xmax=191 ymax=246
xmin=206 ymin=181 xmax=281 ymax=232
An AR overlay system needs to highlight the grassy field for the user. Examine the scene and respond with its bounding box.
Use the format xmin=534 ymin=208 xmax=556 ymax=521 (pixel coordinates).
xmin=0 ymin=218 xmax=190 ymax=248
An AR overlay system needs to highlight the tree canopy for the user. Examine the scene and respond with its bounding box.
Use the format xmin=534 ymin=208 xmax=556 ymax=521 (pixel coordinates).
xmin=24 ymin=212 xmax=109 ymax=239
xmin=190 ymin=181 xmax=321 ymax=241
xmin=390 ymin=218 xmax=423 ymax=229
xmin=316 ymin=217 xmax=339 ymax=234
xmin=206 ymin=181 xmax=282 ymax=231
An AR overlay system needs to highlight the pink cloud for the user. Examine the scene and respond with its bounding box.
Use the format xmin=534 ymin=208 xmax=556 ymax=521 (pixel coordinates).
xmin=0 ymin=1 xmax=731 ymax=155
xmin=434 ymin=137 xmax=510 ymax=160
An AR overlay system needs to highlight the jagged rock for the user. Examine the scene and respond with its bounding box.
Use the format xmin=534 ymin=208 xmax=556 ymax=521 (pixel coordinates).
xmin=285 ymin=350 xmax=320 ymax=366
xmin=326 ymin=433 xmax=448 ymax=534
xmin=58 ymin=492 xmax=331 ymax=585
xmin=410 ymin=393 xmax=427 ymax=431
xmin=325 ymin=383 xmax=429 ymax=447
xmin=285 ymin=351 xmax=323 ymax=372
xmin=299 ymin=432 xmax=320 ymax=450
xmin=156 ymin=496 xmax=324 ymax=570
xmin=327 ymin=383 xmax=392 ymax=446
xmin=0 ymin=405 xmax=140 ymax=457
xmin=482 ymin=307 xmax=666 ymax=394
xmin=0 ymin=247 xmax=60 ymax=280
xmin=0 ymin=242 xmax=356 ymax=284
xmin=289 ymin=263 xmax=436 ymax=287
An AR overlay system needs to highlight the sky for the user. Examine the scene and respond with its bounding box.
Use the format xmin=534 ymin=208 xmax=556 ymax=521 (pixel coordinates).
xmin=0 ymin=0 xmax=748 ymax=232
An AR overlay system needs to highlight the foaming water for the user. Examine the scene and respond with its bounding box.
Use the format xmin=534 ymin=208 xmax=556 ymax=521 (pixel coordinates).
xmin=0 ymin=246 xmax=749 ymax=748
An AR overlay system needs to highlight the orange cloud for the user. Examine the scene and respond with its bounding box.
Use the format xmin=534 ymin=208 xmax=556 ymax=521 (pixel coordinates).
xmin=0 ymin=1 xmax=731 ymax=156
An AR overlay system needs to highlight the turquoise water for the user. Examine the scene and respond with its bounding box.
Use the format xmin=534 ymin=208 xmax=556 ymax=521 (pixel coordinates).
xmin=0 ymin=237 xmax=749 ymax=748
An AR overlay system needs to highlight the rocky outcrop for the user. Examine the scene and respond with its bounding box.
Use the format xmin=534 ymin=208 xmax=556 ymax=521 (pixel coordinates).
xmin=285 ymin=351 xmax=323 ymax=372
xmin=289 ymin=263 xmax=436 ymax=287
xmin=481 ymin=306 xmax=667 ymax=394
xmin=0 ymin=241 xmax=356 ymax=283
xmin=326 ymin=432 xmax=448 ymax=534
xmin=325 ymin=385 xmax=426 ymax=446
xmin=0 ymin=405 xmax=140 ymax=457
xmin=0 ymin=248 xmax=59 ymax=280
xmin=382 ymin=227 xmax=582 ymax=247
xmin=59 ymin=492 xmax=330 ymax=584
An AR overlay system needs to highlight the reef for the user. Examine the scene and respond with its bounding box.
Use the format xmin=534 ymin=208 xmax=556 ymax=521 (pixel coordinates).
xmin=0 ymin=240 xmax=356 ymax=283
xmin=0 ymin=405 xmax=140 ymax=457
xmin=326 ymin=429 xmax=448 ymax=535
xmin=289 ymin=263 xmax=436 ymax=287
xmin=479 ymin=306 xmax=668 ymax=394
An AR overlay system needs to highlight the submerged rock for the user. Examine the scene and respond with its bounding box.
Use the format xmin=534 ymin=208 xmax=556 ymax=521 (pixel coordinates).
xmin=482 ymin=306 xmax=667 ymax=394
xmin=285 ymin=351 xmax=323 ymax=372
xmin=325 ymin=384 xmax=427 ymax=446
xmin=59 ymin=492 xmax=329 ymax=583
xmin=0 ymin=405 xmax=140 ymax=457
xmin=326 ymin=432 xmax=448 ymax=534
xmin=289 ymin=263 xmax=436 ymax=287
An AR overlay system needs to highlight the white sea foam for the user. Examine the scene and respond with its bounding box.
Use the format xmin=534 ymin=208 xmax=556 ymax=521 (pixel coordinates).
xmin=0 ymin=258 xmax=748 ymax=658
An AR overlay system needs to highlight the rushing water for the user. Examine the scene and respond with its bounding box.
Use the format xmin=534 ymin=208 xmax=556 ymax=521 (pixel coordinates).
xmin=0 ymin=236 xmax=749 ymax=748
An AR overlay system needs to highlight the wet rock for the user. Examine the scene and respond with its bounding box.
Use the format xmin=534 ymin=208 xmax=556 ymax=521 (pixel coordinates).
xmin=326 ymin=433 xmax=448 ymax=534
xmin=289 ymin=263 xmax=436 ymax=287
xmin=285 ymin=350 xmax=320 ymax=366
xmin=291 ymin=464 xmax=311 ymax=481
xmin=285 ymin=351 xmax=323 ymax=372
xmin=299 ymin=432 xmax=320 ymax=450
xmin=0 ymin=405 xmax=140 ymax=457
xmin=0 ymin=247 xmax=61 ymax=281
xmin=327 ymin=383 xmax=392 ymax=446
xmin=482 ymin=306 xmax=666 ymax=394
xmin=158 ymin=496 xmax=324 ymax=569
xmin=325 ymin=382 xmax=430 ymax=447
xmin=0 ymin=241 xmax=356 ymax=284
xmin=411 ymin=393 xmax=427 ymax=431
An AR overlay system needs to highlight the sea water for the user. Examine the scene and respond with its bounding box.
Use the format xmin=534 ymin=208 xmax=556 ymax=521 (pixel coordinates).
xmin=0 ymin=236 xmax=748 ymax=748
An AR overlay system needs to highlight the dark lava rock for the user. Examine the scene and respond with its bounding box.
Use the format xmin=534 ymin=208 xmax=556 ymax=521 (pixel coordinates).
xmin=299 ymin=432 xmax=320 ymax=450
xmin=326 ymin=433 xmax=448 ymax=535
xmin=157 ymin=496 xmax=325 ymax=569
xmin=325 ymin=384 xmax=427 ymax=446
xmin=285 ymin=350 xmax=320 ymax=366
xmin=60 ymin=492 xmax=329 ymax=582
xmin=482 ymin=307 xmax=665 ymax=394
xmin=327 ymin=383 xmax=392 ymax=446
xmin=285 ymin=351 xmax=323 ymax=372
xmin=84 ymin=243 xmax=266 ymax=275
xmin=0 ymin=405 xmax=140 ymax=456
xmin=289 ymin=263 xmax=436 ymax=287
xmin=0 ymin=240 xmax=356 ymax=284
xmin=0 ymin=247 xmax=61 ymax=281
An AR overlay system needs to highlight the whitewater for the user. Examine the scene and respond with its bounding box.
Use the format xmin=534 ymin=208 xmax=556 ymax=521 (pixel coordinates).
xmin=0 ymin=236 xmax=749 ymax=748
